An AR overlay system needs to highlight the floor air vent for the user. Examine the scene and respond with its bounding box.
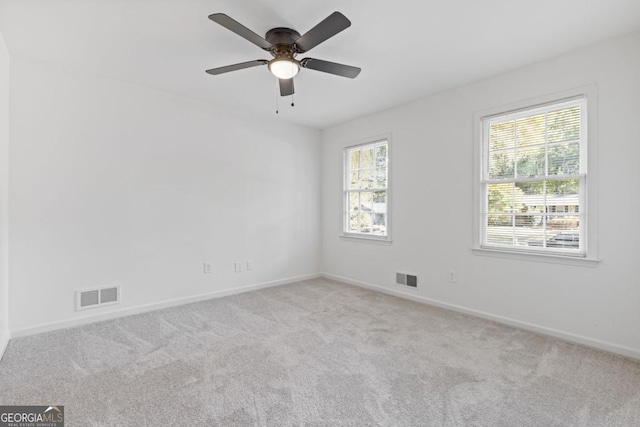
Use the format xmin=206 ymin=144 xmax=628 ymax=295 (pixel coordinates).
xmin=396 ymin=273 xmax=417 ymax=288
xmin=76 ymin=285 xmax=120 ymax=311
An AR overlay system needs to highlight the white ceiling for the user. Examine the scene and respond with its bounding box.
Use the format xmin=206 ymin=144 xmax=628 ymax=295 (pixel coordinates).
xmin=1 ymin=0 xmax=639 ymax=129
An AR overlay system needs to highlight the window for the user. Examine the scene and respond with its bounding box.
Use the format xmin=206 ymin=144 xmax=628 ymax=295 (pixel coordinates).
xmin=480 ymin=97 xmax=587 ymax=256
xmin=344 ymin=139 xmax=389 ymax=239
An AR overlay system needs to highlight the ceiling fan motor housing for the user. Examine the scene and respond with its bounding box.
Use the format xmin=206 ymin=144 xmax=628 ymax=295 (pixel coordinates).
xmin=265 ymin=28 xmax=301 ymax=48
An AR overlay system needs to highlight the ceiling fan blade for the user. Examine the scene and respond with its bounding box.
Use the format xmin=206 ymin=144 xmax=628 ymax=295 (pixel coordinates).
xmin=300 ymin=58 xmax=361 ymax=79
xmin=206 ymin=60 xmax=268 ymax=75
xmin=294 ymin=12 xmax=351 ymax=53
xmin=208 ymin=13 xmax=273 ymax=50
xmin=279 ymin=78 xmax=294 ymax=96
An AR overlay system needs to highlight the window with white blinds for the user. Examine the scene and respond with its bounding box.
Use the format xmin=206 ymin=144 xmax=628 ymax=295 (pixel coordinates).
xmin=480 ymin=97 xmax=587 ymax=256
xmin=344 ymin=139 xmax=389 ymax=239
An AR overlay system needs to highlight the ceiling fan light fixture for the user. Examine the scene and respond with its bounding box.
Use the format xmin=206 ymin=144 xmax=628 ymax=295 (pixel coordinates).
xmin=268 ymin=59 xmax=299 ymax=80
xmin=207 ymin=12 xmax=361 ymax=97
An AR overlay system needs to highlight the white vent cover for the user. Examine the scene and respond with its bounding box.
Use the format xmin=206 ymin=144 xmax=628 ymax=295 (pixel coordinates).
xmin=100 ymin=287 xmax=118 ymax=304
xmin=76 ymin=285 xmax=120 ymax=311
xmin=396 ymin=273 xmax=417 ymax=288
xmin=80 ymin=290 xmax=99 ymax=308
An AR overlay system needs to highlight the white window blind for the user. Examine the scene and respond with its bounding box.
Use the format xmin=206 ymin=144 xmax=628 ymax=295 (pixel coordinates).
xmin=480 ymin=97 xmax=587 ymax=256
xmin=344 ymin=140 xmax=389 ymax=238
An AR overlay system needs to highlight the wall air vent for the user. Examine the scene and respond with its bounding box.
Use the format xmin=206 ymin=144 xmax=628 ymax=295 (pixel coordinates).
xmin=406 ymin=275 xmax=417 ymax=287
xmin=396 ymin=273 xmax=417 ymax=288
xmin=76 ymin=285 xmax=120 ymax=311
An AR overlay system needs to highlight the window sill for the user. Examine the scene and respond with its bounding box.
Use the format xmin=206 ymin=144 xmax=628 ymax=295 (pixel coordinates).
xmin=340 ymin=233 xmax=392 ymax=245
xmin=471 ymin=247 xmax=599 ymax=267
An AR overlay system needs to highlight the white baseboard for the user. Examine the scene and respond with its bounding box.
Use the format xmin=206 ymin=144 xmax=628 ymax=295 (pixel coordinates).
xmin=10 ymin=273 xmax=322 ymax=338
xmin=0 ymin=330 xmax=9 ymax=362
xmin=322 ymin=273 xmax=640 ymax=361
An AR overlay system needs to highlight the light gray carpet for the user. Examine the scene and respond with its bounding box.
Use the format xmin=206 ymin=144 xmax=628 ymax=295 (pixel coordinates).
xmin=0 ymin=278 xmax=639 ymax=426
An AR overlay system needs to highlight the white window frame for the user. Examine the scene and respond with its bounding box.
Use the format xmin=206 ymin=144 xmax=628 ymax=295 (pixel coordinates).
xmin=342 ymin=136 xmax=391 ymax=243
xmin=472 ymin=87 xmax=599 ymax=266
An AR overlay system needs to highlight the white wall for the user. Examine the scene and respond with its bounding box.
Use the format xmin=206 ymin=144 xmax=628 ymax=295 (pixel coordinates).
xmin=9 ymin=56 xmax=321 ymax=333
xmin=322 ymin=32 xmax=640 ymax=357
xmin=0 ymin=30 xmax=9 ymax=357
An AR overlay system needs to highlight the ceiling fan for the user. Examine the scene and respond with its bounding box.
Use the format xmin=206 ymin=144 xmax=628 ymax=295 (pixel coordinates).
xmin=206 ymin=12 xmax=361 ymax=97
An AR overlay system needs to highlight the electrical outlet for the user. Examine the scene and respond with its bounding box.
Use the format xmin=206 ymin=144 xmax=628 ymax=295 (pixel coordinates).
xmin=203 ymin=262 xmax=212 ymax=274
xmin=448 ymin=270 xmax=457 ymax=283
xmin=234 ymin=262 xmax=242 ymax=273
xmin=246 ymin=260 xmax=254 ymax=271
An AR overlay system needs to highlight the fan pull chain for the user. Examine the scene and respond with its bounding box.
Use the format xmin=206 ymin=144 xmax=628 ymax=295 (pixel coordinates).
xmin=275 ymin=81 xmax=279 ymax=114
xmin=291 ymin=92 xmax=294 ymax=108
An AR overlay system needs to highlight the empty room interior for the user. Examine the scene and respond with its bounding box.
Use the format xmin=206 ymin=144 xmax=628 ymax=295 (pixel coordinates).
xmin=1 ymin=0 xmax=640 ymax=425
